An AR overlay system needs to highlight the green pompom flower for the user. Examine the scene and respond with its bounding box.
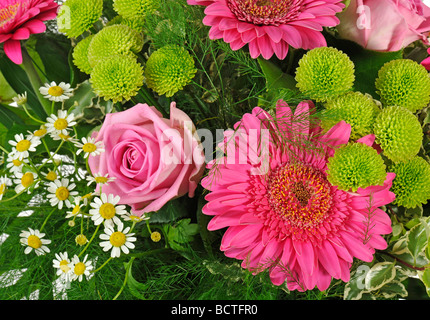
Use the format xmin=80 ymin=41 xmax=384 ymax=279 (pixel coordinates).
xmin=321 ymin=92 xmax=380 ymax=140
xmin=375 ymin=59 xmax=430 ymax=113
xmin=327 ymin=142 xmax=387 ymax=192
xmin=57 ymin=0 xmax=103 ymax=38
xmin=87 ymin=24 xmax=144 ymax=69
xmin=390 ymin=156 xmax=430 ymax=208
xmin=144 ymin=45 xmax=197 ymax=97
xmin=295 ymin=47 xmax=355 ymax=102
xmin=106 ymin=15 xmax=146 ymax=32
xmin=90 ymin=55 xmax=144 ymax=103
xmin=72 ymin=35 xmax=94 ymax=74
xmin=373 ymin=106 xmax=423 ymax=163
xmin=113 ymin=0 xmax=159 ymax=19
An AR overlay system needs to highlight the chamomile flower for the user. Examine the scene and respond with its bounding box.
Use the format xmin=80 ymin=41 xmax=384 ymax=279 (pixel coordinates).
xmin=52 ymin=252 xmax=72 ymax=281
xmin=45 ymin=110 xmax=77 ymax=136
xmin=6 ymin=153 xmax=28 ymax=175
xmin=12 ymin=92 xmax=27 ymax=105
xmin=70 ymin=254 xmax=93 ymax=282
xmin=28 ymin=125 xmax=48 ymax=139
xmin=50 ymin=132 xmax=79 ymax=144
xmin=46 ymin=179 xmax=78 ymax=209
xmin=39 ymin=81 xmax=74 ymax=102
xmin=99 ymin=221 xmax=136 ymax=258
xmin=75 ymin=137 xmax=104 ymax=158
xmin=66 ymin=197 xmax=82 ymax=218
xmin=89 ymin=193 xmax=127 ymax=227
xmin=123 ymin=212 xmax=150 ymax=223
xmin=8 ymin=133 xmax=41 ymax=160
xmin=80 ymin=192 xmax=94 ymax=206
xmin=19 ymin=228 xmax=51 ymax=256
xmin=0 ymin=176 xmax=12 ymax=201
xmin=75 ymin=234 xmax=89 ymax=246
xmin=41 ymin=170 xmax=58 ymax=182
xmin=86 ymin=173 xmax=116 ymax=187
xmin=14 ymin=171 xmax=38 ymax=194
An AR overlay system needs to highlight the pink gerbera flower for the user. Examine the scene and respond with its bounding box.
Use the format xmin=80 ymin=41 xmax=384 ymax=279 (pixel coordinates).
xmin=188 ymin=0 xmax=345 ymax=60
xmin=201 ymin=100 xmax=395 ymax=291
xmin=0 ymin=0 xmax=58 ymax=64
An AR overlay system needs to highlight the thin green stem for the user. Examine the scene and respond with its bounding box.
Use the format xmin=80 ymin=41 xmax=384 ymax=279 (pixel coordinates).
xmin=21 ymin=104 xmax=46 ymax=124
xmin=0 ymin=144 xmax=9 ymax=155
xmin=92 ymin=256 xmax=113 ymax=273
xmin=39 ymin=208 xmax=56 ymax=232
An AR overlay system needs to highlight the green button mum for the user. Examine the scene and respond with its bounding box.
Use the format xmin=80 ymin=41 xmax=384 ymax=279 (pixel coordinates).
xmin=375 ymin=59 xmax=430 ymax=113
xmin=390 ymin=156 xmax=430 ymax=208
xmin=144 ymin=45 xmax=197 ymax=97
xmin=321 ymin=91 xmax=381 ymax=141
xmin=90 ymin=55 xmax=144 ymax=103
xmin=326 ymin=142 xmax=387 ymax=192
xmin=72 ymin=35 xmax=94 ymax=74
xmin=57 ymin=0 xmax=103 ymax=38
xmin=373 ymin=105 xmax=423 ymax=163
xmin=295 ymin=47 xmax=355 ymax=102
xmin=113 ymin=0 xmax=159 ymax=19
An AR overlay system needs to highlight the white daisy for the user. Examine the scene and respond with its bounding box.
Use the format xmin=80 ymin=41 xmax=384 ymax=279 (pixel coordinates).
xmin=50 ymin=132 xmax=79 ymax=144
xmin=89 ymin=193 xmax=127 ymax=227
xmin=99 ymin=221 xmax=136 ymax=258
xmin=12 ymin=92 xmax=27 ymax=105
xmin=28 ymin=125 xmax=48 ymax=139
xmin=0 ymin=175 xmax=12 ymax=201
xmin=70 ymin=254 xmax=93 ymax=282
xmin=86 ymin=172 xmax=116 ymax=187
xmin=6 ymin=153 xmax=28 ymax=175
xmin=75 ymin=137 xmax=104 ymax=158
xmin=39 ymin=81 xmax=73 ymax=102
xmin=19 ymin=228 xmax=51 ymax=256
xmin=46 ymin=178 xmax=78 ymax=209
xmin=65 ymin=197 xmax=82 ymax=219
xmin=8 ymin=133 xmax=41 ymax=160
xmin=14 ymin=171 xmax=38 ymax=194
xmin=52 ymin=252 xmax=72 ymax=281
xmin=45 ymin=110 xmax=77 ymax=136
xmin=123 ymin=212 xmax=150 ymax=223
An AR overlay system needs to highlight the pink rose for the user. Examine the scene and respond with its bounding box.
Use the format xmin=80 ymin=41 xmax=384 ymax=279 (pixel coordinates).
xmin=337 ymin=0 xmax=430 ymax=51
xmin=88 ymin=102 xmax=206 ymax=216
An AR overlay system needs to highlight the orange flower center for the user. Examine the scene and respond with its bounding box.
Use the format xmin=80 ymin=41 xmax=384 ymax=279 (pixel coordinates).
xmin=0 ymin=3 xmax=20 ymax=28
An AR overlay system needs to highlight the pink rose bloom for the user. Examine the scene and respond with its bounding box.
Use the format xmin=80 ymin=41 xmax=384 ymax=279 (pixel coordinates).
xmin=88 ymin=103 xmax=206 ymax=216
xmin=337 ymin=0 xmax=430 ymax=52
xmin=0 ymin=0 xmax=59 ymax=64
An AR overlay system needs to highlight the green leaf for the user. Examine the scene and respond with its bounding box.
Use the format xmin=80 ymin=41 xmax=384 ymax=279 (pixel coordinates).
xmin=379 ymin=281 xmax=408 ymax=299
xmin=0 ymin=71 xmax=16 ymax=103
xmin=163 ymin=218 xmax=199 ymax=252
xmin=149 ymin=196 xmax=194 ymax=224
xmin=257 ymin=58 xmax=297 ymax=92
xmin=420 ymin=268 xmax=430 ymax=298
xmin=0 ymin=103 xmax=24 ymax=129
xmin=124 ymin=258 xmax=146 ymax=300
xmin=364 ymin=262 xmax=396 ymax=291
xmin=407 ymin=221 xmax=429 ymax=265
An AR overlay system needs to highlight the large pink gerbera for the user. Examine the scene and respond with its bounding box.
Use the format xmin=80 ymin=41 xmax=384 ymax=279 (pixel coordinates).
xmin=201 ymin=100 xmax=395 ymax=291
xmin=0 ymin=0 xmax=58 ymax=64
xmin=188 ymin=0 xmax=345 ymax=60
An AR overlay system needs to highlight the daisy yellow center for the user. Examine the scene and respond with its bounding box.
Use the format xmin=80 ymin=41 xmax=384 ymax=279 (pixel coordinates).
xmin=34 ymin=128 xmax=47 ymax=137
xmin=74 ymin=262 xmax=86 ymax=276
xmin=21 ymin=172 xmax=34 ymax=188
xmin=82 ymin=143 xmax=97 ymax=153
xmin=95 ymin=176 xmax=108 ymax=184
xmin=0 ymin=183 xmax=6 ymax=195
xmin=48 ymin=86 xmax=64 ymax=97
xmin=46 ymin=171 xmax=57 ymax=181
xmin=55 ymin=186 xmax=70 ymax=201
xmin=99 ymin=203 xmax=116 ymax=219
xmin=59 ymin=260 xmax=70 ymax=274
xmin=12 ymin=159 xmax=23 ymax=167
xmin=16 ymin=139 xmax=31 ymax=152
xmin=0 ymin=3 xmax=19 ymax=28
xmin=54 ymin=118 xmax=68 ymax=130
xmin=227 ymin=0 xmax=299 ymax=25
xmin=27 ymin=235 xmax=42 ymax=249
xmin=75 ymin=234 xmax=88 ymax=246
xmin=59 ymin=133 xmax=71 ymax=140
xmin=72 ymin=204 xmax=80 ymax=215
xmin=110 ymin=231 xmax=126 ymax=247
xmin=151 ymin=231 xmax=161 ymax=242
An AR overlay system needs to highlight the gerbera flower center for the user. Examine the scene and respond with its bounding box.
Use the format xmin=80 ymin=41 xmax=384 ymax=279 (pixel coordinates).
xmin=21 ymin=172 xmax=34 ymax=188
xmin=0 ymin=3 xmax=20 ymax=28
xmin=74 ymin=262 xmax=86 ymax=276
xmin=16 ymin=139 xmax=31 ymax=152
xmin=48 ymin=86 xmax=65 ymax=97
xmin=59 ymin=260 xmax=70 ymax=274
xmin=99 ymin=203 xmax=116 ymax=219
xmin=109 ymin=231 xmax=126 ymax=247
xmin=267 ymin=163 xmax=333 ymax=228
xmin=27 ymin=235 xmax=42 ymax=249
xmin=55 ymin=186 xmax=70 ymax=201
xmin=226 ymin=0 xmax=302 ymax=25
xmin=82 ymin=143 xmax=97 ymax=153
xmin=54 ymin=118 xmax=68 ymax=130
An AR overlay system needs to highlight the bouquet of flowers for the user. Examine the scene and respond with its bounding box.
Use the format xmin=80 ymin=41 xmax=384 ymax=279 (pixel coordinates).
xmin=1 ymin=0 xmax=430 ymax=301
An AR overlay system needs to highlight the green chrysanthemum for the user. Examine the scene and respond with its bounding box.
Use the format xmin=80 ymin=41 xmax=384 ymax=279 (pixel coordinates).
xmin=321 ymin=92 xmax=380 ymax=140
xmin=295 ymin=47 xmax=355 ymax=102
xmin=144 ymin=45 xmax=197 ymax=97
xmin=375 ymin=59 xmax=430 ymax=113
xmin=72 ymin=35 xmax=94 ymax=74
xmin=87 ymin=24 xmax=144 ymax=69
xmin=90 ymin=55 xmax=144 ymax=103
xmin=113 ymin=0 xmax=159 ymax=19
xmin=106 ymin=15 xmax=146 ymax=32
xmin=326 ymin=142 xmax=387 ymax=192
xmin=57 ymin=0 xmax=103 ymax=38
xmin=373 ymin=106 xmax=423 ymax=163
xmin=390 ymin=156 xmax=430 ymax=208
